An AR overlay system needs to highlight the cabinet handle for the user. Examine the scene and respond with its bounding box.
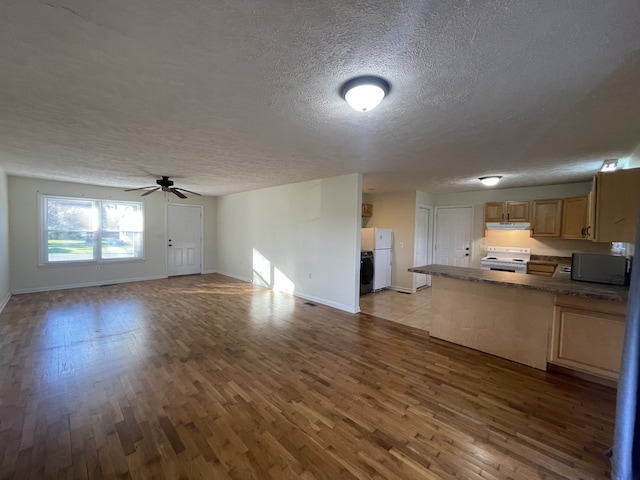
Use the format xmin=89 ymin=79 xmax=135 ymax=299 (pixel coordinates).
xmin=506 ymin=213 xmax=510 ymax=220
xmin=581 ymin=227 xmax=585 ymax=236
xmin=501 ymin=213 xmax=505 ymax=221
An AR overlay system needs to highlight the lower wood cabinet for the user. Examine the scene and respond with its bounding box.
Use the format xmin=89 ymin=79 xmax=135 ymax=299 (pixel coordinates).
xmin=527 ymin=263 xmax=556 ymax=277
xmin=549 ymin=295 xmax=627 ymax=381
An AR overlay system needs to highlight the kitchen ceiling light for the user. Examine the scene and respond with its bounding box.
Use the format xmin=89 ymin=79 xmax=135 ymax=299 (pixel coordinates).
xmin=479 ymin=176 xmax=502 ymax=186
xmin=341 ymin=76 xmax=390 ymax=112
xmin=600 ymin=159 xmax=618 ymax=172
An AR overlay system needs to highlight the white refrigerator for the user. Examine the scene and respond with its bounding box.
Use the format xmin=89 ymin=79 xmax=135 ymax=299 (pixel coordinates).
xmin=361 ymin=227 xmax=392 ymax=291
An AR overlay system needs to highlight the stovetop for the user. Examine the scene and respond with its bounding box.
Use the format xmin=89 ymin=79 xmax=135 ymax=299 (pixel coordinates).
xmin=481 ymin=246 xmax=531 ymax=264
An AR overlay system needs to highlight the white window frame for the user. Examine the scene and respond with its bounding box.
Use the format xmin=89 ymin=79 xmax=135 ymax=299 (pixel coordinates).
xmin=38 ymin=193 xmax=144 ymax=265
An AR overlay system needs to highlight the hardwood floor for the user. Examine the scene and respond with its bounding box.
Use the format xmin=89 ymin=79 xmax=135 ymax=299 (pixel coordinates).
xmin=0 ymin=274 xmax=616 ymax=479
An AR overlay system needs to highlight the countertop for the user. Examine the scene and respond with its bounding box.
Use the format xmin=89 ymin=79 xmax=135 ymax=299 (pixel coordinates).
xmin=408 ymin=264 xmax=629 ymax=302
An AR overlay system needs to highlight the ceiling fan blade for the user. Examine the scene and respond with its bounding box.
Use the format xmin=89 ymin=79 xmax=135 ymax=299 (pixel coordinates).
xmin=173 ymin=187 xmax=201 ymax=196
xmin=141 ymin=187 xmax=161 ymax=196
xmin=170 ymin=188 xmax=187 ymax=199
xmin=125 ymin=185 xmax=156 ymax=192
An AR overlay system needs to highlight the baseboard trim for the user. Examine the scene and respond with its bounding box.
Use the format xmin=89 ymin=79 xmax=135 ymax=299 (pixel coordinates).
xmin=391 ymin=285 xmax=416 ymax=294
xmin=0 ymin=291 xmax=11 ymax=313
xmin=12 ymin=275 xmax=168 ymax=295
xmin=294 ymin=291 xmax=359 ymax=314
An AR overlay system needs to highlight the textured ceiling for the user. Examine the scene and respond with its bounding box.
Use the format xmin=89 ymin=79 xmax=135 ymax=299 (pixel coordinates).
xmin=1 ymin=0 xmax=639 ymax=196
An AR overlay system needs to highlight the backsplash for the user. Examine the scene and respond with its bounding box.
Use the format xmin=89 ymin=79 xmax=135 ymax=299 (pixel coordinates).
xmin=479 ymin=230 xmax=616 ymax=257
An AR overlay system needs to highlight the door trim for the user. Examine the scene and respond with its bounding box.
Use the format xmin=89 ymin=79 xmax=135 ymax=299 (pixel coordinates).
xmin=414 ymin=204 xmax=434 ymax=291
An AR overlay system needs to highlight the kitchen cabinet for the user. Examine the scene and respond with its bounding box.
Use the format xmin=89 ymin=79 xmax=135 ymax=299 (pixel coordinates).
xmin=530 ymin=199 xmax=562 ymax=237
xmin=362 ymin=203 xmax=373 ymax=217
xmin=590 ymin=168 xmax=640 ymax=242
xmin=484 ymin=201 xmax=529 ymax=222
xmin=527 ymin=263 xmax=556 ymax=277
xmin=561 ymin=195 xmax=589 ymax=239
xmin=549 ymin=295 xmax=627 ymax=381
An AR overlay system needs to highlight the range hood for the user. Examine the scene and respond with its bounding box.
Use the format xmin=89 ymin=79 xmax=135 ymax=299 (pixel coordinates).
xmin=485 ymin=222 xmax=531 ymax=231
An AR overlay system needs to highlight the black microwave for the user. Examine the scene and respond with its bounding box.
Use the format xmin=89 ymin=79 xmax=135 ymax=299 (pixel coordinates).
xmin=571 ymin=253 xmax=630 ymax=286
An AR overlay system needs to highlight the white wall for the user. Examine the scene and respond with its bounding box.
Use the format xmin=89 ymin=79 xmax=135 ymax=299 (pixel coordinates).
xmin=8 ymin=176 xmax=217 ymax=293
xmin=216 ymin=173 xmax=361 ymax=313
xmin=434 ymin=182 xmax=611 ymax=267
xmin=0 ymin=169 xmax=10 ymax=311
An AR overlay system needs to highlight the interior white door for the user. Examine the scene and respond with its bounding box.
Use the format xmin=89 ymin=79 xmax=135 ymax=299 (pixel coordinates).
xmin=167 ymin=204 xmax=202 ymax=276
xmin=415 ymin=206 xmax=432 ymax=288
xmin=434 ymin=206 xmax=472 ymax=267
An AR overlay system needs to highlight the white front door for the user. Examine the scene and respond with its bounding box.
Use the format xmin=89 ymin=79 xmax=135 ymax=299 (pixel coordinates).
xmin=415 ymin=206 xmax=432 ymax=289
xmin=434 ymin=206 xmax=473 ymax=267
xmin=167 ymin=204 xmax=202 ymax=276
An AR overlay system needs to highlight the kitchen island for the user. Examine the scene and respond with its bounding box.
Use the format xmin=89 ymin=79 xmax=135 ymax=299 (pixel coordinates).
xmin=408 ymin=264 xmax=629 ymax=379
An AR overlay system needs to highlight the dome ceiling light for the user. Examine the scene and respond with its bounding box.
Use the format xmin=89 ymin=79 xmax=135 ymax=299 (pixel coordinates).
xmin=479 ymin=176 xmax=502 ymax=186
xmin=341 ymin=76 xmax=390 ymax=112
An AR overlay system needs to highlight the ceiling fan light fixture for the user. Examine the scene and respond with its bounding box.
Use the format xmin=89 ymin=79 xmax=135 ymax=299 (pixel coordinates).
xmin=341 ymin=76 xmax=390 ymax=112
xmin=124 ymin=176 xmax=201 ymax=198
xmin=479 ymin=176 xmax=502 ymax=186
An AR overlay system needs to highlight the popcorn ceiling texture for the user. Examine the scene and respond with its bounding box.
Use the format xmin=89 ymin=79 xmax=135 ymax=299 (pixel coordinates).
xmin=0 ymin=0 xmax=639 ymax=195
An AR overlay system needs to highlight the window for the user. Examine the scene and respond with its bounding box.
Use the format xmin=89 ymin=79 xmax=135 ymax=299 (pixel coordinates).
xmin=40 ymin=195 xmax=143 ymax=264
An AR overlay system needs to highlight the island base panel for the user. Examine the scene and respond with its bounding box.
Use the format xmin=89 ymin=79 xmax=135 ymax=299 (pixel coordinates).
xmin=431 ymin=276 xmax=553 ymax=370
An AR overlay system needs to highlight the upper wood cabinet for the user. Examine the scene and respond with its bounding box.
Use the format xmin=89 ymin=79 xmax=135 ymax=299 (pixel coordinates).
xmin=362 ymin=203 xmax=373 ymax=217
xmin=561 ymin=196 xmax=589 ymax=239
xmin=484 ymin=201 xmax=529 ymax=222
xmin=531 ymin=199 xmax=563 ymax=237
xmin=591 ymin=168 xmax=640 ymax=243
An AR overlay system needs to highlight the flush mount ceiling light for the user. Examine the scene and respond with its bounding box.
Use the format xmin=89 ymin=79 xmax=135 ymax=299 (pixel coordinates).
xmin=341 ymin=76 xmax=390 ymax=112
xmin=479 ymin=176 xmax=502 ymax=186
xmin=600 ymin=159 xmax=618 ymax=172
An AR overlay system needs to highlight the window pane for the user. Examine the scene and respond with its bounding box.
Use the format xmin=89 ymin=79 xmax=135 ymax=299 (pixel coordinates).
xmin=47 ymin=198 xmax=94 ymax=231
xmin=46 ymin=198 xmax=95 ymax=262
xmin=47 ymin=231 xmax=94 ymax=262
xmin=102 ymin=232 xmax=142 ymax=259
xmin=101 ymin=202 xmax=143 ymax=259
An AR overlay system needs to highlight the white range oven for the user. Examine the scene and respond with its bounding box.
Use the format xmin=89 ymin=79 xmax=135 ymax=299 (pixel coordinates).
xmin=480 ymin=246 xmax=530 ymax=274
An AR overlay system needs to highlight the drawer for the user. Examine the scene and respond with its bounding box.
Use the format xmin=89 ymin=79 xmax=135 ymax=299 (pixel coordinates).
xmin=527 ymin=263 xmax=556 ymax=276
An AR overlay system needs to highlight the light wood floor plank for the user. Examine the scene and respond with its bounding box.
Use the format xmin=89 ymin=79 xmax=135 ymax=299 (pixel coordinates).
xmin=0 ymin=274 xmax=616 ymax=479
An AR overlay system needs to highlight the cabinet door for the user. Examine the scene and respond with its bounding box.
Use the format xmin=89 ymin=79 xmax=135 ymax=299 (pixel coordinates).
xmin=531 ymin=199 xmax=562 ymax=237
xmin=595 ymin=168 xmax=640 ymax=242
xmin=506 ymin=201 xmax=529 ymax=222
xmin=549 ymin=298 xmax=626 ymax=381
xmin=527 ymin=263 xmax=556 ymax=276
xmin=484 ymin=202 xmax=505 ymax=222
xmin=561 ymin=196 xmax=588 ymax=239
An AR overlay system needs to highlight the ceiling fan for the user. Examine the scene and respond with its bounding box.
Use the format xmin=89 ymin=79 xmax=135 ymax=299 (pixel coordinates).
xmin=125 ymin=176 xmax=201 ymax=199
